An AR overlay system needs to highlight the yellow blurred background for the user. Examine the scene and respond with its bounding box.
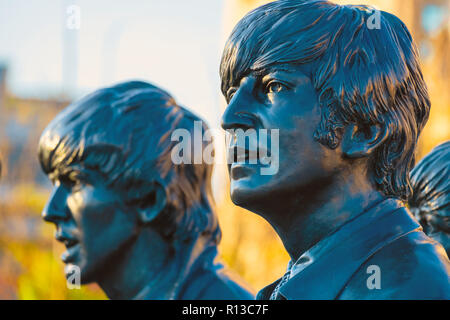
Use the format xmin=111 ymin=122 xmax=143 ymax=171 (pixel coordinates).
xmin=0 ymin=0 xmax=449 ymax=299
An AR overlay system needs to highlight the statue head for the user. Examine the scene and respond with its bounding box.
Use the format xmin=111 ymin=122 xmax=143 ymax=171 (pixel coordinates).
xmin=410 ymin=141 xmax=450 ymax=256
xmin=220 ymin=0 xmax=430 ymax=215
xmin=39 ymin=81 xmax=220 ymax=284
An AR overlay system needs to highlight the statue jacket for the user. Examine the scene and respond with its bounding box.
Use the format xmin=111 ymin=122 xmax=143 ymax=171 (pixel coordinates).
xmin=257 ymin=198 xmax=450 ymax=300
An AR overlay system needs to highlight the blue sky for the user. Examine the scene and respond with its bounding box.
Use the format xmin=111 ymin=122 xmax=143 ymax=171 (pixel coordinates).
xmin=0 ymin=0 xmax=226 ymax=128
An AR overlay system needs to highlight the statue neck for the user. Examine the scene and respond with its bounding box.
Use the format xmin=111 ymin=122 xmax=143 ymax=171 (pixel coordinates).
xmin=96 ymin=228 xmax=215 ymax=300
xmin=263 ymin=171 xmax=387 ymax=262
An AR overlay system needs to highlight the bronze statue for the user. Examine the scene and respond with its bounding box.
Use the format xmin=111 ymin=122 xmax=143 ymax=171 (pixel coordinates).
xmin=410 ymin=141 xmax=449 ymax=257
xmin=38 ymin=81 xmax=254 ymax=300
xmin=220 ymin=0 xmax=450 ymax=299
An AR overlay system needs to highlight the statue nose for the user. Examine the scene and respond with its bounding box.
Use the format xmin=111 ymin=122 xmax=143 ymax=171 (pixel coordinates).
xmin=42 ymin=186 xmax=70 ymax=223
xmin=221 ymin=99 xmax=259 ymax=133
xmin=221 ymin=77 xmax=259 ymax=131
xmin=221 ymin=110 xmax=256 ymax=131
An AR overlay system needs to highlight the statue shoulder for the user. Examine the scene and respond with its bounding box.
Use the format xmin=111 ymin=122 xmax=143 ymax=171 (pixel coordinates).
xmin=339 ymin=230 xmax=450 ymax=300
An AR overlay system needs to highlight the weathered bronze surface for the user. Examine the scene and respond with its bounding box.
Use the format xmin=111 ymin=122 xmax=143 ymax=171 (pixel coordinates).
xmin=39 ymin=81 xmax=254 ymax=300
xmin=220 ymin=0 xmax=450 ymax=299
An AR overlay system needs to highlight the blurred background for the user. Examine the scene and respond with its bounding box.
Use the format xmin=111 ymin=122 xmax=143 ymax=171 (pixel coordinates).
xmin=0 ymin=0 xmax=448 ymax=299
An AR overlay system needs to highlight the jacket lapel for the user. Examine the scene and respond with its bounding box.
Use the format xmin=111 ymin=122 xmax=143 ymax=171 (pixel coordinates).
xmin=278 ymin=199 xmax=421 ymax=300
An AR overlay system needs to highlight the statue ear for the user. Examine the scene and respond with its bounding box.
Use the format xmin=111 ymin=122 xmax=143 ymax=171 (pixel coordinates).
xmin=136 ymin=181 xmax=167 ymax=225
xmin=341 ymin=123 xmax=388 ymax=159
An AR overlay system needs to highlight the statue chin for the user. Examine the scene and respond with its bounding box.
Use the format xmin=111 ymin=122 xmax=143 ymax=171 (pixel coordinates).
xmin=230 ymin=180 xmax=270 ymax=211
xmin=64 ymin=260 xmax=96 ymax=285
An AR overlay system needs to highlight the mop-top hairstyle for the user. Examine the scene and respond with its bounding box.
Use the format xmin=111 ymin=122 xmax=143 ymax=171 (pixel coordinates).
xmin=410 ymin=141 xmax=450 ymax=219
xmin=220 ymin=0 xmax=430 ymax=200
xmin=38 ymin=81 xmax=220 ymax=243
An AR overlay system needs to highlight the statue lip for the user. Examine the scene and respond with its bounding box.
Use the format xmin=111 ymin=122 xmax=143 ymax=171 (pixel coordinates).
xmin=61 ymin=238 xmax=78 ymax=249
xmin=227 ymin=144 xmax=271 ymax=166
xmin=61 ymin=243 xmax=80 ymax=264
xmin=228 ymin=141 xmax=274 ymax=180
xmin=230 ymin=163 xmax=255 ymax=180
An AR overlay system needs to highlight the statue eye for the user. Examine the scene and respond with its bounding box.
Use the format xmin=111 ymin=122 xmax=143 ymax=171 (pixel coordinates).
xmin=266 ymin=81 xmax=285 ymax=94
xmin=59 ymin=175 xmax=76 ymax=188
xmin=226 ymin=88 xmax=237 ymax=102
xmin=59 ymin=171 xmax=86 ymax=189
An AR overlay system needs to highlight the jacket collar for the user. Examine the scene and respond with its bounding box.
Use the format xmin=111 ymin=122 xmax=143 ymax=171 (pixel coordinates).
xmin=275 ymin=198 xmax=421 ymax=300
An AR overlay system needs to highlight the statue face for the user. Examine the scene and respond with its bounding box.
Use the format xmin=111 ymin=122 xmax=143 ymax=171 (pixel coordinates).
xmin=221 ymin=65 xmax=341 ymax=214
xmin=42 ymin=165 xmax=138 ymax=284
